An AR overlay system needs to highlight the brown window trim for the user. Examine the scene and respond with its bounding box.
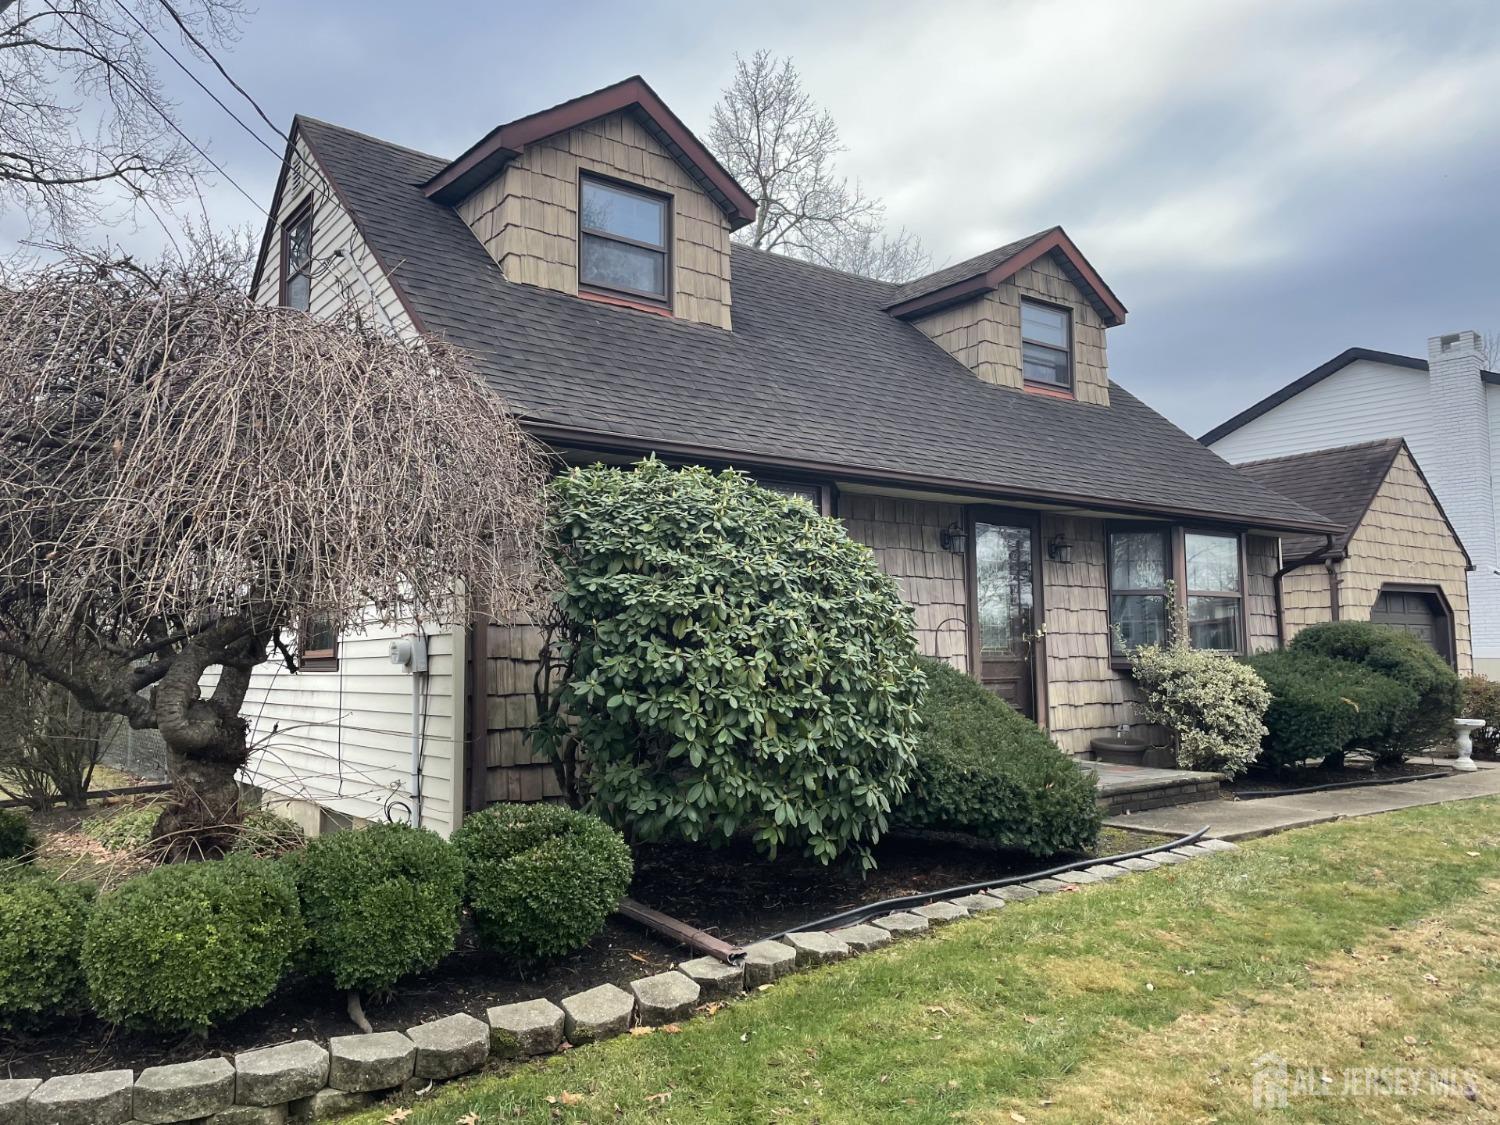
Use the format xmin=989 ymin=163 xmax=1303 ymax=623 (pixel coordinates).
xmin=1020 ymin=296 xmax=1073 ymax=393
xmin=577 ymin=170 xmax=673 ymax=310
xmin=278 ymin=195 xmax=315 ymax=311
xmin=1181 ymin=527 xmax=1248 ymax=657
xmin=1106 ymin=524 xmax=1248 ymax=668
xmin=299 ymin=617 xmax=339 ymax=672
xmin=755 ymin=478 xmax=834 ymax=517
xmin=577 ymin=290 xmax=673 ymax=317
xmin=1023 ymin=383 xmax=1076 ymax=401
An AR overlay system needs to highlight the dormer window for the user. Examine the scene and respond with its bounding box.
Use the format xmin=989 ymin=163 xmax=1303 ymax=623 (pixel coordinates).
xmin=579 ymin=174 xmax=670 ymax=305
xmin=1021 ymin=299 xmax=1072 ymax=390
xmin=280 ymin=199 xmax=314 ymax=312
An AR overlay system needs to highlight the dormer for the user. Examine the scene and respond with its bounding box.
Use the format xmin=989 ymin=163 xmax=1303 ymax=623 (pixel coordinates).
xmin=425 ymin=77 xmax=755 ymax=330
xmin=888 ymin=228 xmax=1126 ymax=406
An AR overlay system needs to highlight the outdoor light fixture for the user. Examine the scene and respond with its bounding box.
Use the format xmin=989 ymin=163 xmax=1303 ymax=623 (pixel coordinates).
xmin=1048 ymin=534 xmax=1074 ymax=564
xmin=940 ymin=522 xmax=967 ymax=555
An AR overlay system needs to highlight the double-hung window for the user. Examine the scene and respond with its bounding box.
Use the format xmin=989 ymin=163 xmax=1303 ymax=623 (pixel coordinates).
xmin=280 ymin=201 xmax=313 ymax=312
xmin=1108 ymin=527 xmax=1246 ymax=657
xmin=1021 ymin=298 xmax=1072 ymax=390
xmin=1108 ymin=528 xmax=1171 ymax=655
xmin=579 ymin=175 xmax=670 ymax=304
xmin=1184 ymin=531 xmax=1242 ymax=652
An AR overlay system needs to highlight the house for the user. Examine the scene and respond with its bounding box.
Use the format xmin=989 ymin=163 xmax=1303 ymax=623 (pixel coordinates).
xmin=1202 ymin=337 xmax=1497 ymax=675
xmin=1232 ymin=440 xmax=1472 ymax=672
xmin=240 ymin=75 xmax=1334 ymax=835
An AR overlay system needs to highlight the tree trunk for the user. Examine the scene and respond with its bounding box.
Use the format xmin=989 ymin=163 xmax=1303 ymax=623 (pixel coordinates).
xmin=154 ymin=742 xmax=247 ymax=858
xmin=151 ymin=640 xmax=259 ymax=859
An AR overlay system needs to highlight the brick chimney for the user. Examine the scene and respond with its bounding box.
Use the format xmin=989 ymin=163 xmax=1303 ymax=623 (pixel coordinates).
xmin=1426 ymin=330 xmax=1498 ymax=664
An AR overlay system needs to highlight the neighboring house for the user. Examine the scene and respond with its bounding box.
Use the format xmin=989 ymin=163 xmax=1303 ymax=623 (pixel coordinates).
xmin=241 ymin=75 xmax=1333 ymax=834
xmin=1233 ymin=440 xmax=1473 ymax=672
xmin=1203 ymin=336 xmax=1499 ymax=675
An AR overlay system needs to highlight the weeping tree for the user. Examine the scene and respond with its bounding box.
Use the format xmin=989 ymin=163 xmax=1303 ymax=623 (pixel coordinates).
xmin=0 ymin=253 xmax=552 ymax=854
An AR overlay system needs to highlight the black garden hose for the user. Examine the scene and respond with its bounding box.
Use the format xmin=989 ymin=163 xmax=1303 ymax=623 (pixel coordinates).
xmin=759 ymin=824 xmax=1211 ymax=942
xmin=1234 ymin=770 xmax=1450 ymax=800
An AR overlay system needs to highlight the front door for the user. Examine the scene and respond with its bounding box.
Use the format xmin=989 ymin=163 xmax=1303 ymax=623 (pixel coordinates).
xmin=970 ymin=514 xmax=1039 ymax=718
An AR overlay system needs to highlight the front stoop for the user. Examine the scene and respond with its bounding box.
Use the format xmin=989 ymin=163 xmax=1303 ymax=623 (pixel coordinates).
xmin=1081 ymin=759 xmax=1227 ymax=815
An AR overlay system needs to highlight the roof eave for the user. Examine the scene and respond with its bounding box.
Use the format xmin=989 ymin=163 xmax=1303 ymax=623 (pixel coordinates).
xmin=522 ymin=418 xmax=1337 ymax=535
xmin=886 ymin=228 xmax=1127 ymax=327
xmin=421 ymin=75 xmax=757 ymax=229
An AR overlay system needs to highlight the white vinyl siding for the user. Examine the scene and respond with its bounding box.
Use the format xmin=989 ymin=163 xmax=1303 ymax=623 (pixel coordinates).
xmin=240 ymin=619 xmax=463 ymax=837
xmin=253 ymin=135 xmax=413 ymax=333
xmin=1208 ymin=360 xmax=1433 ymax=465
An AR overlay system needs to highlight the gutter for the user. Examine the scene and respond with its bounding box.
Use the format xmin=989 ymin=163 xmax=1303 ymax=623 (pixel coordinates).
xmin=523 ymin=421 xmax=1342 ymax=537
xmin=1271 ymin=535 xmax=1343 ymax=646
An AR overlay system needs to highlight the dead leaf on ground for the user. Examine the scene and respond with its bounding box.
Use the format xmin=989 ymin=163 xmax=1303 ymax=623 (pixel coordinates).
xmin=646 ymin=1091 xmax=672 ymax=1104
xmin=629 ymin=1026 xmax=655 ymax=1037
xmin=382 ymin=1111 xmax=411 ymax=1124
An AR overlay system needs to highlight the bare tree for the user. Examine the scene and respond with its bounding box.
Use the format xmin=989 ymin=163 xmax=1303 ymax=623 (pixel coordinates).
xmin=1 ymin=0 xmax=247 ymax=236
xmin=0 ymin=247 xmax=552 ymax=853
xmin=708 ymin=50 xmax=930 ymax=283
xmin=0 ymin=656 xmax=110 ymax=810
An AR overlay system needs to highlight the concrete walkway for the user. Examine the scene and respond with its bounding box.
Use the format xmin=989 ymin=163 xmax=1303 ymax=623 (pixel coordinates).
xmin=1105 ymin=761 xmax=1500 ymax=840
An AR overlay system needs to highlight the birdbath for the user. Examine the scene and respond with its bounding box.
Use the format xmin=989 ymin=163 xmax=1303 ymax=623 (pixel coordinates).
xmin=1452 ymin=718 xmax=1483 ymax=773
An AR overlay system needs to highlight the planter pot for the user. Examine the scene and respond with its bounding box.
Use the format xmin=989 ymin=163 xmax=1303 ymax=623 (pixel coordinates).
xmin=1090 ymin=737 xmax=1147 ymax=766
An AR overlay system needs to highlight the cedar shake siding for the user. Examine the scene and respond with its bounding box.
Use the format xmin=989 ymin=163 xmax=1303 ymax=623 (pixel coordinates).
xmin=1246 ymin=534 xmax=1281 ymax=653
xmin=913 ymin=254 xmax=1111 ymax=405
xmin=455 ymin=110 xmax=734 ymax=329
xmin=1285 ymin=450 xmax=1472 ymax=672
xmin=839 ymin=495 xmax=970 ymax=671
xmin=482 ymin=622 xmax=563 ymax=803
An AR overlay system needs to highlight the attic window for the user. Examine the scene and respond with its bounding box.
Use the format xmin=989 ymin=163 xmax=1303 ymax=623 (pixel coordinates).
xmin=579 ymin=174 xmax=669 ymax=304
xmin=1021 ymin=299 xmax=1072 ymax=390
xmin=280 ymin=199 xmax=313 ymax=312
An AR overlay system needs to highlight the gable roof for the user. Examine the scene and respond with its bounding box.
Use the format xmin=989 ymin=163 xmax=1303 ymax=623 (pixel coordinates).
xmin=1234 ymin=438 xmax=1471 ymax=567
xmin=421 ymin=75 xmax=756 ymax=229
xmin=885 ymin=227 xmax=1127 ymax=327
xmin=1200 ymin=347 xmax=1500 ymax=445
xmin=288 ymin=115 xmax=1335 ymax=535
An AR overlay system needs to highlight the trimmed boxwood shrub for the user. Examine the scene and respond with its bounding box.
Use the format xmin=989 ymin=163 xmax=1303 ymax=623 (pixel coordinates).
xmin=452 ymin=803 xmax=633 ymax=965
xmin=291 ymin=823 xmax=462 ymax=993
xmin=0 ymin=808 xmax=38 ymax=862
xmin=0 ymin=875 xmax=93 ymax=1027
xmin=1246 ymin=649 xmax=1417 ymax=771
xmin=536 ymin=460 xmax=926 ymax=869
xmin=81 ymin=856 xmax=302 ymax=1031
xmin=1291 ymin=620 xmax=1462 ymax=761
xmin=895 ymin=659 xmax=1100 ymax=855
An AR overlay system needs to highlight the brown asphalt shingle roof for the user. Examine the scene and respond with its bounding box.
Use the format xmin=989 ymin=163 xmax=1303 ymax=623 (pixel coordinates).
xmin=294 ymin=116 xmax=1337 ymax=534
xmin=1234 ymin=439 xmax=1406 ymax=561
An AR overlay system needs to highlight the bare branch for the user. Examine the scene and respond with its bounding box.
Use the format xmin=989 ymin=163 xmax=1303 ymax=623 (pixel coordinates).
xmin=708 ymin=50 xmax=931 ymax=282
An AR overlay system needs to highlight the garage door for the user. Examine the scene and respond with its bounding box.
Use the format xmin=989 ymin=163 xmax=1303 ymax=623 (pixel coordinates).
xmin=1370 ymin=589 xmax=1452 ymax=665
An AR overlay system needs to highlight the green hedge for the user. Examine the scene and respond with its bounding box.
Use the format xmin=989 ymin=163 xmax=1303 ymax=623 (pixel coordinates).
xmin=894 ymin=659 xmax=1100 ymax=855
xmin=538 ymin=460 xmax=925 ymax=869
xmin=82 ymin=857 xmax=302 ymax=1031
xmin=452 ymin=804 xmax=633 ymax=965
xmin=292 ymin=824 xmax=463 ymax=993
xmin=0 ymin=875 xmax=93 ymax=1027
xmin=1461 ymin=675 xmax=1500 ymax=755
xmin=0 ymin=808 xmax=38 ymax=862
xmin=1290 ymin=621 xmax=1461 ymax=761
xmin=1246 ymin=649 xmax=1417 ymax=771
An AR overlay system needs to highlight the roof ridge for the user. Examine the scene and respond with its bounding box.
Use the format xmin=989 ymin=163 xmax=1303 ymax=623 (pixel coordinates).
xmin=295 ymin=115 xmax=446 ymax=163
xmin=1232 ymin=437 xmax=1406 ymax=468
xmin=731 ymin=242 xmax=903 ymax=289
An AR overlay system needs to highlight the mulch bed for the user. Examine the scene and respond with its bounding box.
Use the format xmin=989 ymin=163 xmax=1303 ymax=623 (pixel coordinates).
xmin=0 ymin=829 xmax=1157 ymax=1080
xmin=1227 ymin=759 xmax=1451 ymax=797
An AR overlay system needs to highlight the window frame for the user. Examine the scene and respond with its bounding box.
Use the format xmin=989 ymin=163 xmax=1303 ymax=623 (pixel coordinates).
xmin=1181 ymin=527 xmax=1247 ymax=655
xmin=1106 ymin=524 xmax=1248 ymax=665
xmin=1020 ymin=297 xmax=1074 ymax=392
xmin=299 ymin=616 xmax=339 ymax=672
xmin=577 ymin=171 xmax=673 ymax=308
xmin=1106 ymin=523 xmax=1174 ymax=661
xmin=278 ymin=195 xmax=315 ymax=312
xmin=755 ymin=478 xmax=833 ymax=516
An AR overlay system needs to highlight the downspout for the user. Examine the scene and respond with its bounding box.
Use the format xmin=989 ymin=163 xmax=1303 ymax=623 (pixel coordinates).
xmin=1272 ymin=534 xmax=1340 ymax=648
xmin=1326 ymin=550 xmax=1345 ymax=621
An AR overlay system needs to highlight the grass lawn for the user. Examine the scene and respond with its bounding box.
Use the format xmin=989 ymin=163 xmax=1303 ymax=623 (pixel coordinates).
xmin=349 ymin=800 xmax=1500 ymax=1124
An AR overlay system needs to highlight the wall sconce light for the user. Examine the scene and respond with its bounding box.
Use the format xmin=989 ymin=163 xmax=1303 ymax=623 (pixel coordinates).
xmin=940 ymin=523 xmax=967 ymax=555
xmin=1047 ymin=534 xmax=1073 ymax=564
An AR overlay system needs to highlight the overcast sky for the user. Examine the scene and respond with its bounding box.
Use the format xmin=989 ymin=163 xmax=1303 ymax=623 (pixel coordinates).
xmin=5 ymin=0 xmax=1497 ymax=436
